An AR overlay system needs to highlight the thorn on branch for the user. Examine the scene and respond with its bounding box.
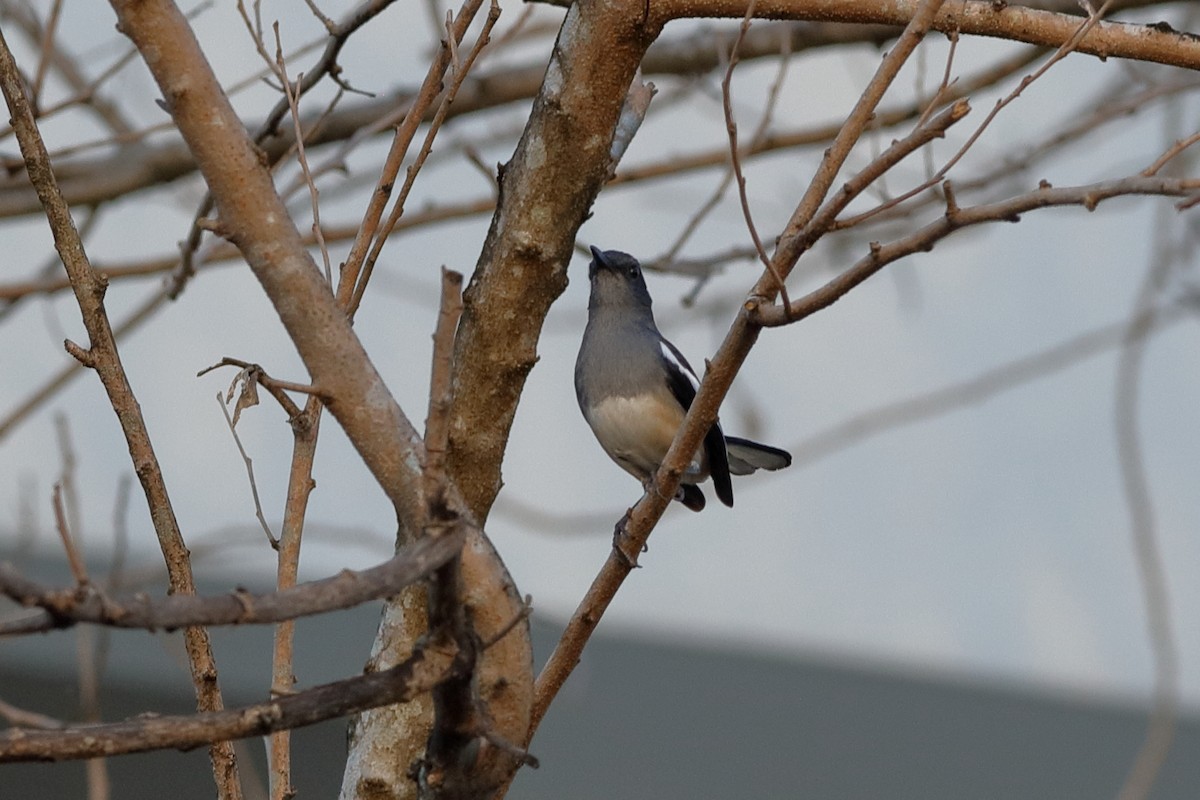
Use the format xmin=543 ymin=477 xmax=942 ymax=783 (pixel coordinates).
xmin=942 ymin=180 xmax=960 ymax=221
xmin=63 ymin=338 xmax=94 ymax=367
xmin=194 ymin=216 xmax=235 ymax=242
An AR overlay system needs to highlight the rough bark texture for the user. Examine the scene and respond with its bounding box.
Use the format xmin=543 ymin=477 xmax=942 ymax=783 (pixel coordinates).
xmin=652 ymin=0 xmax=1200 ymax=68
xmin=344 ymin=0 xmax=664 ymax=796
xmin=99 ymin=5 xmax=534 ymax=798
xmin=446 ymin=0 xmax=663 ymax=520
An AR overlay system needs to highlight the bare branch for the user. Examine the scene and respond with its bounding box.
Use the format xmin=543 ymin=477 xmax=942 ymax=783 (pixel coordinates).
xmin=349 ymin=0 xmax=502 ymax=315
xmin=648 ymin=0 xmax=1200 ymax=70
xmin=752 ymin=175 xmax=1200 ymax=327
xmin=424 ymin=269 xmax=466 ymax=497
xmin=109 ymin=0 xmax=429 ymax=529
xmin=0 ymin=523 xmax=466 ymax=634
xmin=267 ymin=397 xmax=321 ymax=800
xmin=721 ymin=0 xmax=790 ymax=306
xmin=836 ymin=0 xmax=1117 ymax=230
xmin=5 ymin=4 xmax=1191 ymax=222
xmin=338 ymin=0 xmax=489 ymax=314
xmin=0 ymin=632 xmax=461 ymax=763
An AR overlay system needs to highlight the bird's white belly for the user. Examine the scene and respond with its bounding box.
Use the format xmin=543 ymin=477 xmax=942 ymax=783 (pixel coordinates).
xmin=585 ymin=394 xmax=704 ymax=480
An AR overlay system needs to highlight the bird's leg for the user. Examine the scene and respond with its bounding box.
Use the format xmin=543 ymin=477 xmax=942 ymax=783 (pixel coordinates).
xmin=614 ymin=483 xmax=656 ymax=568
xmin=611 ymin=506 xmax=641 ymax=568
xmin=648 ymin=472 xmax=696 ymax=509
xmin=646 ymin=473 xmax=675 ymax=503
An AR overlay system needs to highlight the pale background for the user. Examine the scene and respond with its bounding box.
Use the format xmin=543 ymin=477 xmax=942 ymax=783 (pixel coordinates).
xmin=0 ymin=1 xmax=1197 ymax=716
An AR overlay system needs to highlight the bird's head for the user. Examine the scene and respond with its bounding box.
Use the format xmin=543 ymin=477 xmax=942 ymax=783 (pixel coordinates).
xmin=587 ymin=245 xmax=653 ymax=311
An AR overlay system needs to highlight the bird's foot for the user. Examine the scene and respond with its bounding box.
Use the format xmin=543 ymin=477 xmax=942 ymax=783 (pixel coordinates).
xmin=644 ymin=475 xmax=674 ymax=503
xmin=611 ymin=508 xmax=645 ymax=568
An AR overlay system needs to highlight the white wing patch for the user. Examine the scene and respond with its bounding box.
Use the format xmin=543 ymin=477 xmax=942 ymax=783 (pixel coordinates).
xmin=660 ymin=341 xmax=699 ymax=391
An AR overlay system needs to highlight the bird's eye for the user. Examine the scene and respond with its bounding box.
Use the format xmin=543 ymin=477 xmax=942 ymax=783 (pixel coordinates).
xmin=628 ymin=266 xmax=639 ymax=279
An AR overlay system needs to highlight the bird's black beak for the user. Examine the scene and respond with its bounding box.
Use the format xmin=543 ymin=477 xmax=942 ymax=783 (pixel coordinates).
xmin=588 ymin=245 xmax=608 ymax=278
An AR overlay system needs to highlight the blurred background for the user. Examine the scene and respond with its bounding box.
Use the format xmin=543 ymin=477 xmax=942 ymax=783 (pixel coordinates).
xmin=0 ymin=0 xmax=1198 ymax=796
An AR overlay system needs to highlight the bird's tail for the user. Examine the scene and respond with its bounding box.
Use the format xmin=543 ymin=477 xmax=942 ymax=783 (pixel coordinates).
xmin=724 ymin=436 xmax=792 ymax=476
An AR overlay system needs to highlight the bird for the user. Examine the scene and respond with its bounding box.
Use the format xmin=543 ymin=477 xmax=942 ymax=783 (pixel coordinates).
xmin=575 ymin=245 xmax=792 ymax=512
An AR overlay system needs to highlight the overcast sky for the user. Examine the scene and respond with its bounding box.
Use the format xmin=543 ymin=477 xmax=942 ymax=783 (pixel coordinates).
xmin=0 ymin=1 xmax=1197 ymax=710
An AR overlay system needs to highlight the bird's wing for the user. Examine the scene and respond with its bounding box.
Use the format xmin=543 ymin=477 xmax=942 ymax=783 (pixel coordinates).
xmin=658 ymin=337 xmax=734 ymax=507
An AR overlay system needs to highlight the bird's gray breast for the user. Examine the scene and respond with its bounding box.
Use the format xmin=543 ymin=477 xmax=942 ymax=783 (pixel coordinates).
xmin=575 ymin=311 xmax=665 ymax=409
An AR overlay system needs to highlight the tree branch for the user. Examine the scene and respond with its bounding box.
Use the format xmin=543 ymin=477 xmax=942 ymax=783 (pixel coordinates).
xmin=107 ymin=0 xmax=427 ymax=536
xmin=751 ymin=175 xmax=1200 ymax=326
xmin=0 ymin=525 xmax=465 ymax=634
xmin=0 ymin=632 xmax=460 ymax=763
xmin=650 ymin=0 xmax=1200 ymax=69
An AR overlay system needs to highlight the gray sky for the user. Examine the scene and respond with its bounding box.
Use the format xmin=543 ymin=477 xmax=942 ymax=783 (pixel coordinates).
xmin=0 ymin=1 xmax=1197 ymax=711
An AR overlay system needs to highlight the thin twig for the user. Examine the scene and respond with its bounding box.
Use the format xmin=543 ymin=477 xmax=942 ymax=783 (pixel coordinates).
xmin=0 ymin=698 xmax=68 ymax=731
xmin=216 ymin=393 xmax=279 ymax=549
xmin=914 ymin=29 xmax=959 ymax=131
xmin=836 ymin=0 xmax=1116 ymax=230
xmin=274 ymin=28 xmax=332 ymax=284
xmin=1143 ymin=130 xmax=1200 ymax=177
xmin=720 ymin=0 xmax=790 ymax=308
xmin=348 ymin=0 xmax=501 ymax=315
xmin=336 ymin=0 xmax=487 ymax=312
xmin=267 ymin=395 xmax=321 ymax=800
xmin=30 ymin=0 xmax=65 ymax=113
xmin=51 ymin=484 xmax=88 ymax=586
xmin=661 ymin=20 xmax=791 ymax=273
